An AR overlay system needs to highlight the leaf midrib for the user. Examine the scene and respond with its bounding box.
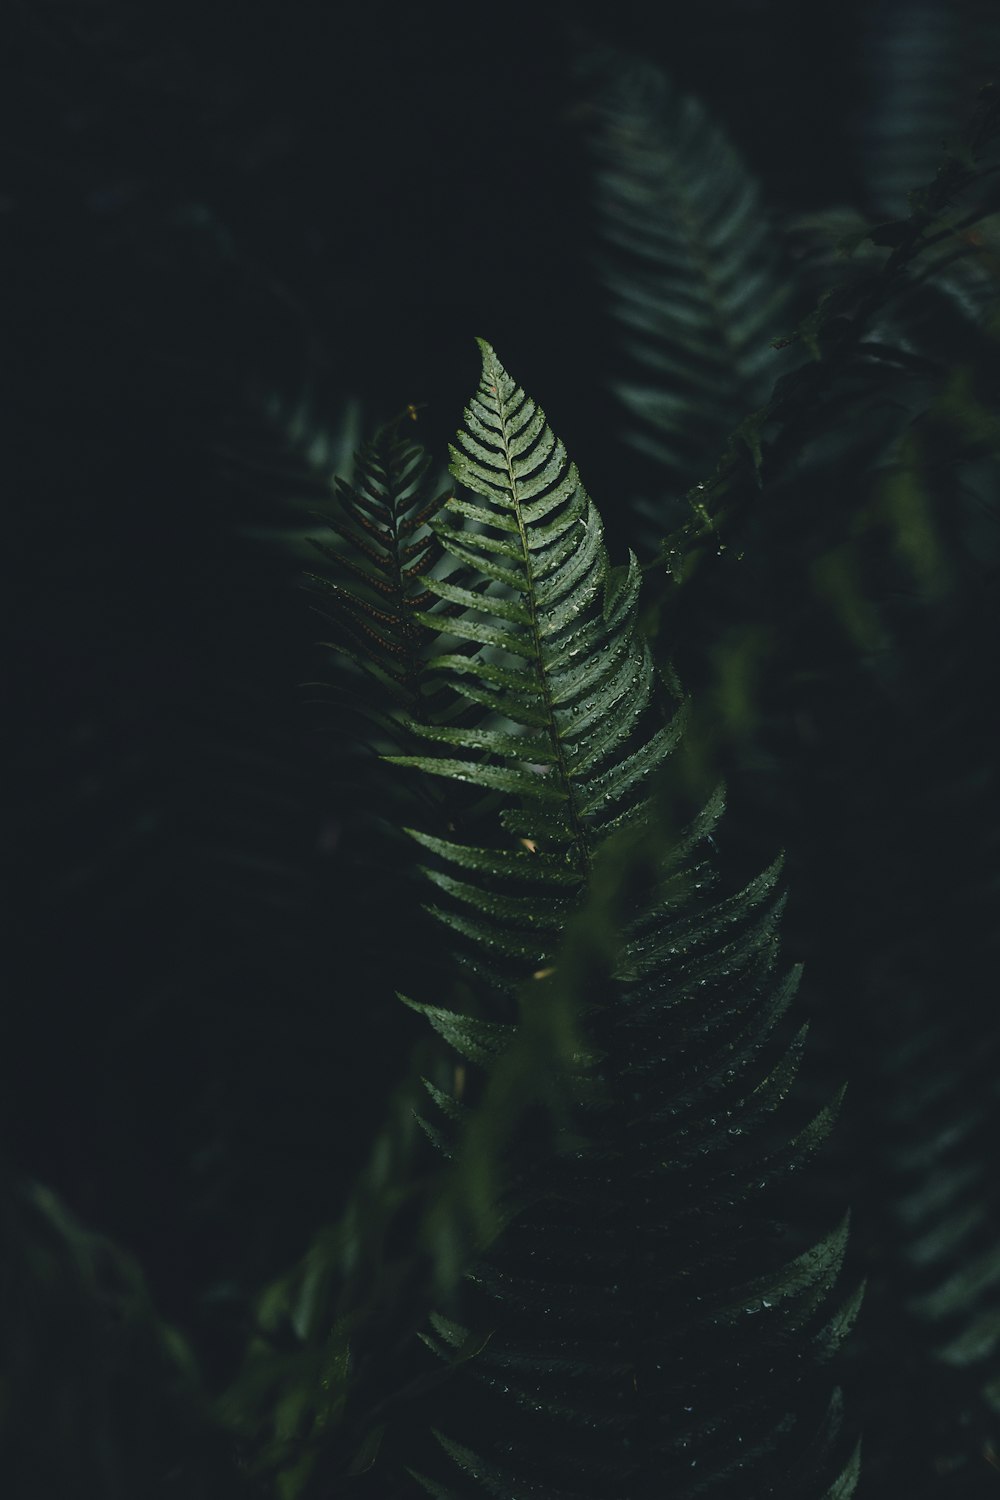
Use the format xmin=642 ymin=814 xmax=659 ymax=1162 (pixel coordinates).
xmin=488 ymin=361 xmax=593 ymax=881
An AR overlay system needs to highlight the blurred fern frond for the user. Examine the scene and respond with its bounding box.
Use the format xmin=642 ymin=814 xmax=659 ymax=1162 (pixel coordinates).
xmin=580 ymin=51 xmax=796 ymax=537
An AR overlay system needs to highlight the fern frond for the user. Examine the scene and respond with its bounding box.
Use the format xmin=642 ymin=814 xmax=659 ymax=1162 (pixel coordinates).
xmin=645 ymin=79 xmax=1000 ymax=614
xmin=306 ymin=411 xmax=450 ymax=722
xmin=388 ymin=340 xmax=681 ymax=875
xmin=581 ymin=52 xmax=794 ymax=524
xmin=226 ymin=382 xmax=365 ymax=561
xmin=383 ymin=344 xmax=860 ymax=1498
xmin=411 ymin=840 xmax=862 ymax=1495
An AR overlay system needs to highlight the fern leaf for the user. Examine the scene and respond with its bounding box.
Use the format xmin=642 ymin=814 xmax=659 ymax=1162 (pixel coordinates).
xmin=389 ymin=341 xmax=681 ymax=891
xmin=581 ymin=52 xmax=793 ymax=522
xmin=384 ymin=344 xmax=860 ymax=1498
xmin=306 ymin=410 xmax=450 ymax=728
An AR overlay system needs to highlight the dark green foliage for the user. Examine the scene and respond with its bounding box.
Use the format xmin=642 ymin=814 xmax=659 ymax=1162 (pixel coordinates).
xmin=10 ymin=9 xmax=1000 ymax=1498
xmin=793 ymin=578 xmax=1000 ymax=1497
xmin=390 ymin=341 xmax=683 ymax=872
xmin=652 ymin=75 xmax=1000 ymax=589
xmin=584 ymin=51 xmax=1000 ymax=1499
xmin=858 ymin=0 xmax=1000 ymax=217
xmin=374 ymin=344 xmax=860 ymax=1497
xmin=0 ymin=1170 xmax=244 ymax=1499
xmin=582 ymin=54 xmax=795 ymax=537
xmin=306 ymin=412 xmax=450 ymax=728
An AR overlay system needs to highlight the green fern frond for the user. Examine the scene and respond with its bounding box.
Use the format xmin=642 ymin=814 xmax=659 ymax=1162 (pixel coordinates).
xmin=306 ymin=410 xmax=451 ymax=723
xmin=644 ymin=79 xmax=1000 ymax=615
xmin=869 ymin=936 xmax=1000 ymax=1476
xmin=388 ymin=340 xmax=682 ymax=876
xmin=821 ymin=1438 xmax=862 ymax=1500
xmin=384 ymin=343 xmax=860 ymax=1498
xmin=226 ymin=383 xmax=365 ymax=562
xmin=581 ymin=52 xmax=794 ymax=521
